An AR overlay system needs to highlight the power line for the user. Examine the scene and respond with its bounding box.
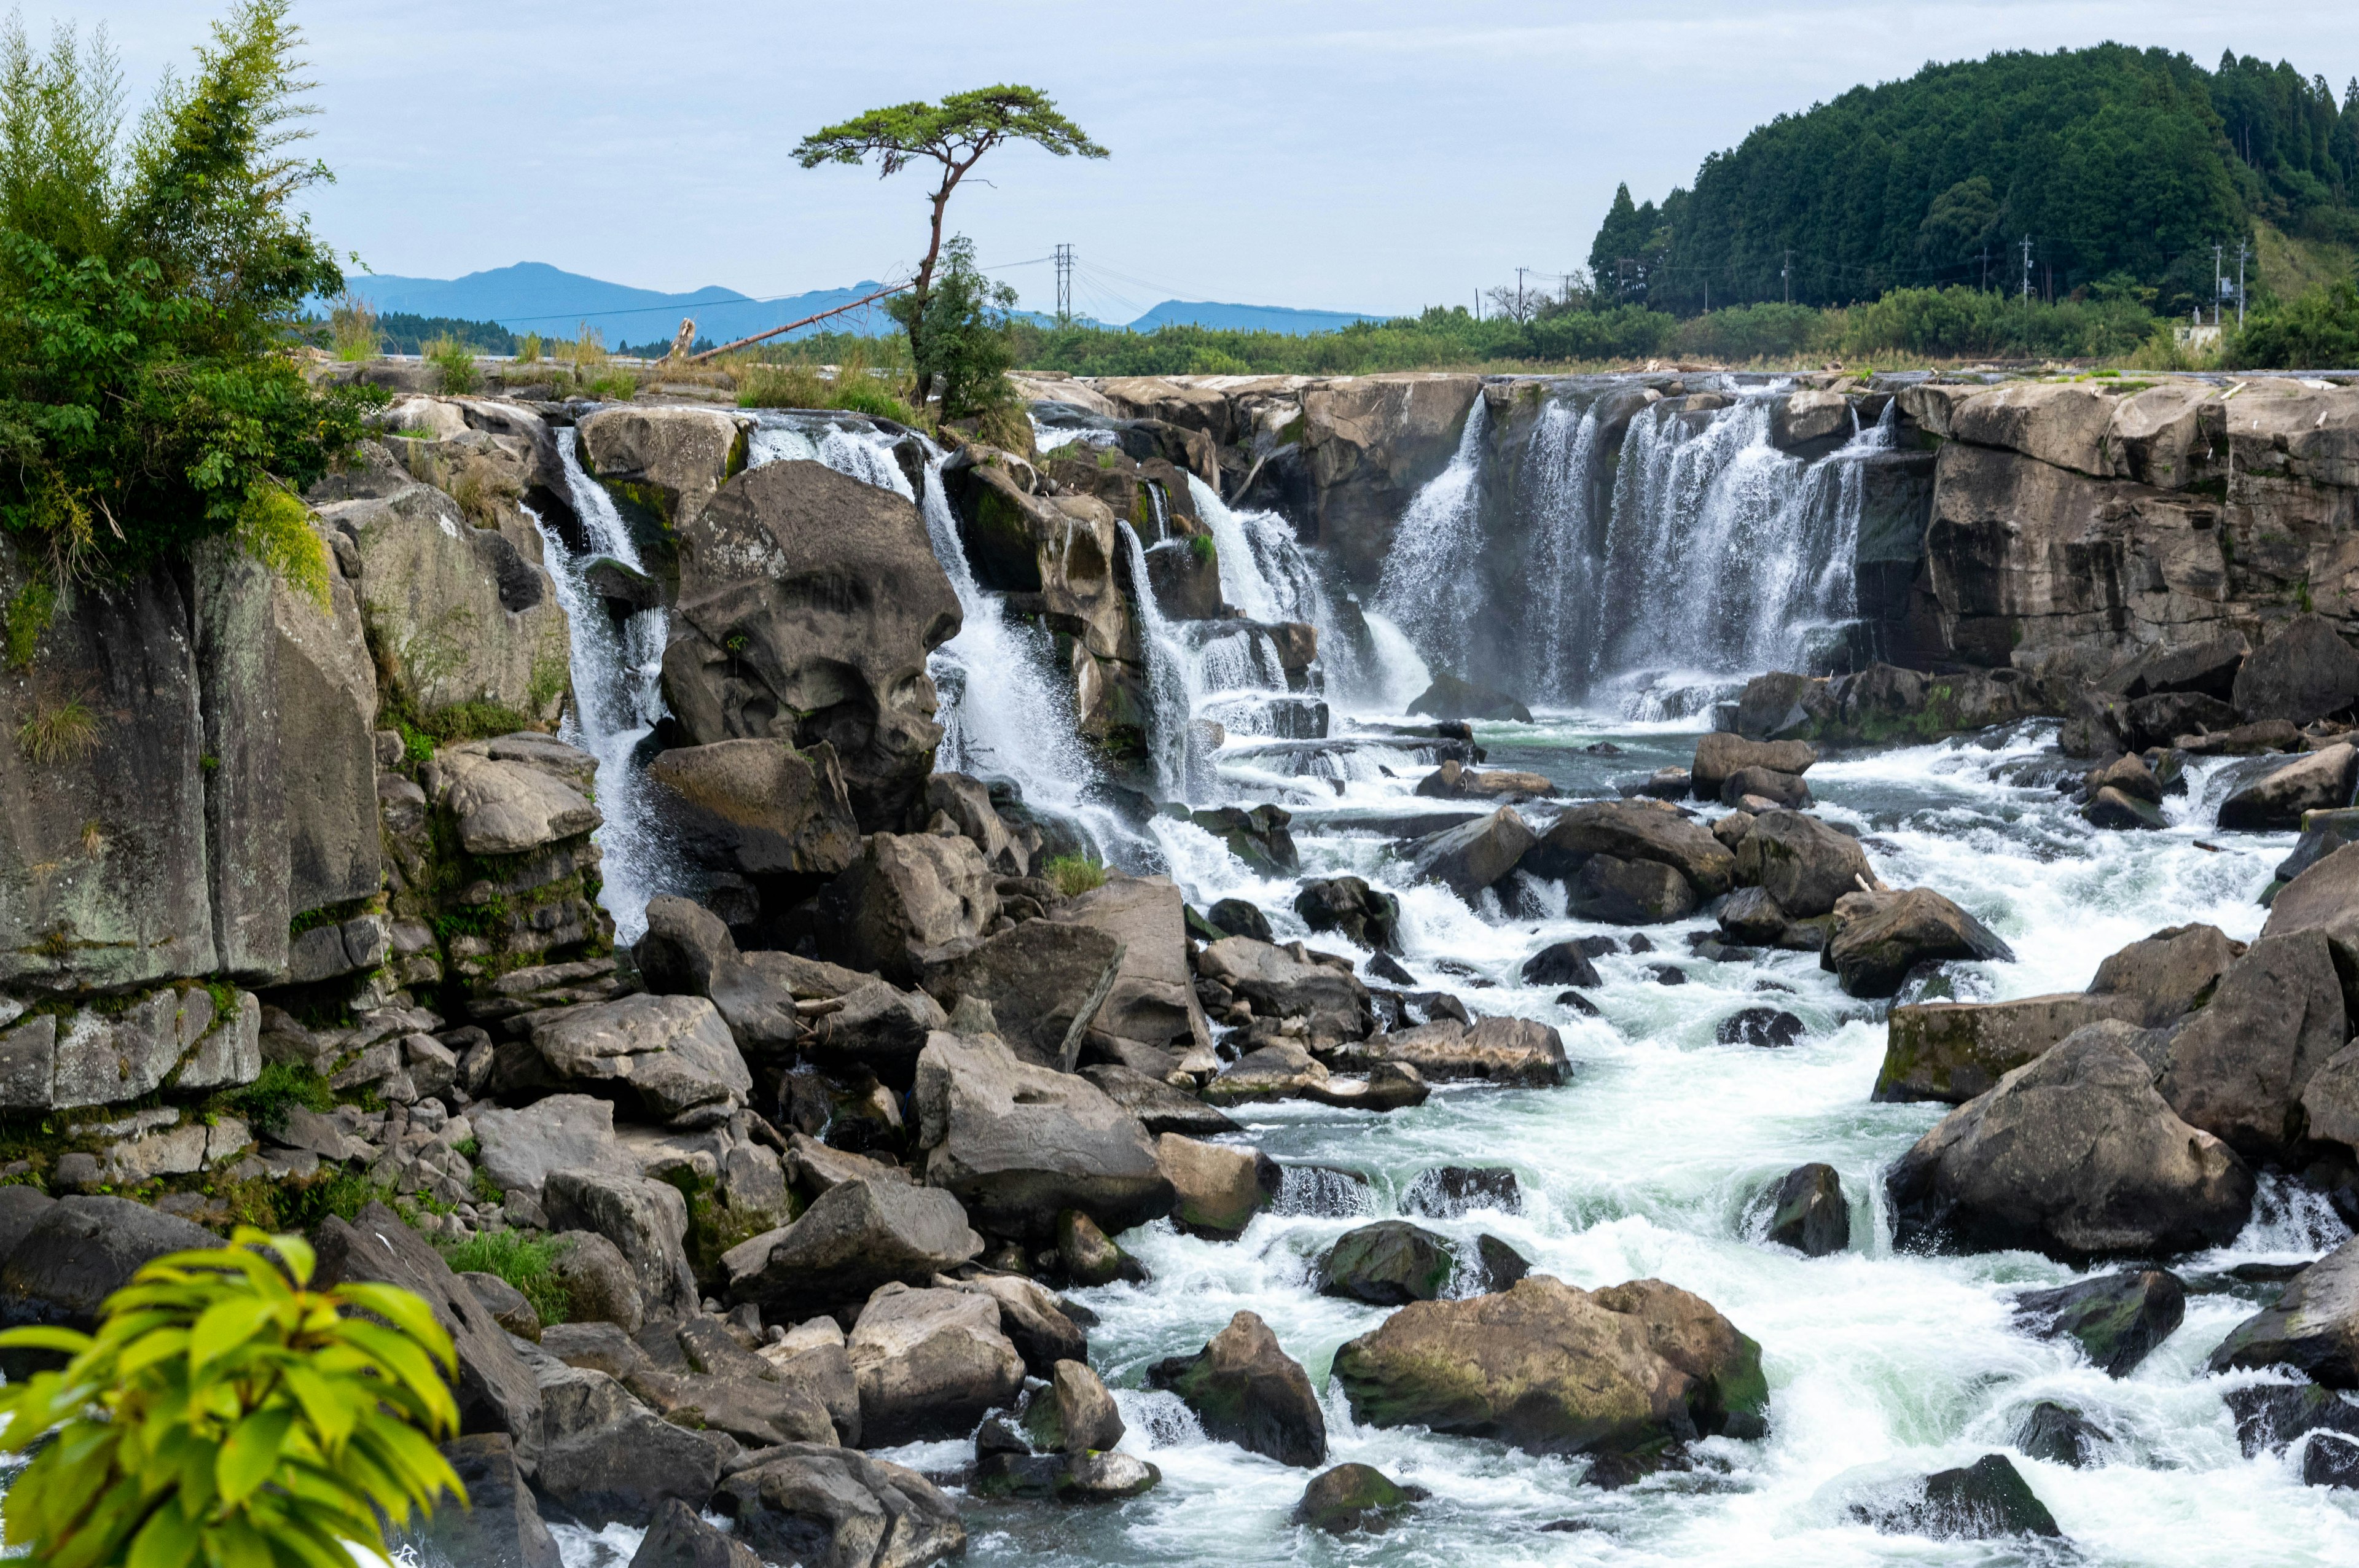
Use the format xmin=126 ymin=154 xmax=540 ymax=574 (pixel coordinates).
xmin=1053 ymin=244 xmax=1073 ymax=323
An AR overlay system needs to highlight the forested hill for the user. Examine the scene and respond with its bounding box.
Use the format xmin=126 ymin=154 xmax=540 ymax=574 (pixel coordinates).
xmin=1591 ymin=46 xmax=2359 ymax=316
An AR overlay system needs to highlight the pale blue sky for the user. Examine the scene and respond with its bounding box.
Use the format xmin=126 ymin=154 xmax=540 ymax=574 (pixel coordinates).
xmin=45 ymin=0 xmax=2359 ymax=316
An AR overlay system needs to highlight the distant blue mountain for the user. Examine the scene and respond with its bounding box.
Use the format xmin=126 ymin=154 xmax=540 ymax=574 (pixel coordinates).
xmin=340 ymin=263 xmax=1379 ymax=341
xmin=341 ymin=263 xmax=901 ymax=343
xmin=1125 ymin=299 xmax=1380 ymax=334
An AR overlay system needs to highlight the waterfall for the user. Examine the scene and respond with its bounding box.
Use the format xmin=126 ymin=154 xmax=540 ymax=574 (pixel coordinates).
xmin=537 ymin=430 xmax=690 ymax=945
xmin=1520 ymin=400 xmax=1602 ymax=695
xmin=1117 ymin=520 xmax=1210 ymax=800
xmin=1374 ymin=396 xmax=1489 ymax=665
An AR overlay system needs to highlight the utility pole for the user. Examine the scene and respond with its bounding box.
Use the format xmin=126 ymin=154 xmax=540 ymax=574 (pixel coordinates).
xmin=2213 ymin=241 xmax=2225 ymax=327
xmin=2019 ymin=236 xmax=2033 ymax=305
xmin=2237 ymin=238 xmax=2250 ymax=329
xmin=1980 ymin=244 xmax=1989 ymax=292
xmin=1783 ymin=248 xmax=1793 ymax=305
xmin=1053 ymin=243 xmax=1073 ymax=323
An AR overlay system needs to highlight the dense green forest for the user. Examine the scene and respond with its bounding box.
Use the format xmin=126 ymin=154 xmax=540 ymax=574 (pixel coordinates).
xmin=1589 ymin=45 xmax=2359 ymax=315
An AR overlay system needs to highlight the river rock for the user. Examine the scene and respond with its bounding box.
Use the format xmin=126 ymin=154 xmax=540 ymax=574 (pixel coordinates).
xmin=912 ymin=1031 xmax=1172 ymax=1239
xmin=400 ymin=1433 xmax=563 ymax=1568
xmin=2011 ymin=1269 xmax=2185 ymax=1377
xmin=810 ymin=832 xmax=1000 ymax=986
xmin=2085 ymin=751 xmax=2164 ymax=803
xmin=1146 ymin=1309 xmax=1328 ymax=1467
xmin=1205 ymin=898 xmax=1272 ymax=942
xmin=2307 ymin=1432 xmax=2359 ymax=1488
xmin=1417 ymin=759 xmax=1556 ymax=800
xmin=1875 ymin=993 xmax=2150 ymax=1103
xmin=1053 ymin=875 xmax=1217 ymax=1072
xmin=542 ymin=1169 xmax=700 ymax=1320
xmin=2232 ymin=613 xmax=2359 ymax=725
xmin=1055 ymin=1207 xmax=1146 ymax=1285
xmin=2017 ymin=1401 xmax=2110 ymax=1468
xmin=1292 ymin=1462 xmax=1423 ymax=1534
xmin=2207 ymin=1236 xmax=2359 ymax=1386
xmin=848 ymin=1282 xmax=1025 ymax=1445
xmin=313 ymin=1202 xmax=543 ymax=1471
xmin=1733 ymin=811 xmax=1872 ymax=918
xmin=2217 ymin=744 xmax=2359 ymax=832
xmin=918 ymin=919 xmax=1125 ymax=1073
xmin=1409 ymin=674 xmax=1532 ymax=723
xmin=509 ymin=994 xmax=750 ymax=1126
xmin=1332 ymin=1275 xmax=1768 ymax=1457
xmin=1527 ymin=799 xmax=1736 ymax=897
xmin=2085 ymin=786 xmax=2167 ymax=830
xmin=1886 ymin=1022 xmax=2255 ymax=1260
xmin=1157 ymin=1133 xmax=1273 ymax=1238
xmin=662 ymin=459 xmax=961 ymax=829
xmin=1203 ymin=1040 xmax=1331 ymax=1106
xmin=716 ymin=1443 xmax=966 ymax=1568
xmin=1823 ymin=887 xmax=2014 ymax=999
xmin=723 ymin=1176 xmax=984 ymax=1319
xmin=1081 ymin=1063 xmax=1238 ymax=1136
xmin=2224 ymin=1381 xmax=2359 ymax=1454
xmin=2085 ymin=922 xmax=2240 ymax=1024
xmin=1714 ymin=886 xmax=1823 ymax=951
xmin=1692 ymin=734 xmax=1817 ymax=798
xmin=1722 ymin=766 xmax=1810 ymax=809
xmin=1195 ymin=936 xmax=1375 ymax=1043
xmin=1020 ymin=1358 xmax=1125 ymax=1454
xmin=1373 ymin=1015 xmax=1568 ymax=1086
xmin=803 ymin=980 xmax=950 ymax=1091
xmin=1763 ymin=1163 xmax=1848 ymax=1256
xmin=1294 ymin=875 xmax=1402 ymax=953
xmin=2122 ymin=690 xmax=2240 ymax=751
xmin=1573 ymin=854 xmax=1698 ymax=924
xmin=1851 ymin=1453 xmax=2061 ymax=1540
xmin=1718 ymin=1007 xmax=1806 ymax=1048
xmin=2260 ymin=841 xmax=2359 ymax=986
xmin=1405 ymin=806 xmax=1537 ymax=902
xmin=1521 ymin=940 xmax=1602 ymax=987
xmin=1316 ymin=1220 xmax=1458 ymax=1305
xmin=646 ymin=738 xmax=861 ymax=880
xmin=2157 ymin=930 xmax=2346 ymax=1155
xmin=628 ymin=1498 xmax=762 ymax=1568
xmin=1403 ymin=1165 xmax=1522 ymax=1217
xmin=931 ymin=1273 xmax=1088 ymax=1377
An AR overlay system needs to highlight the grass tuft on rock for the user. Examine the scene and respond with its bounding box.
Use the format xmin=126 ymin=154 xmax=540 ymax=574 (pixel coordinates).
xmin=1044 ymin=854 xmax=1107 ymax=897
xmin=440 ymin=1230 xmax=573 ymax=1326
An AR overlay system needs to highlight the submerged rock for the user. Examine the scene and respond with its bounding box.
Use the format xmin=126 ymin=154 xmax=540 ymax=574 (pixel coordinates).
xmin=1292 ymin=1463 xmax=1426 ymax=1534
xmin=1762 ymin=1163 xmax=1848 ymax=1257
xmin=2208 ymin=1236 xmax=2359 ymax=1386
xmin=1148 ymin=1309 xmax=1328 ymax=1468
xmin=2011 ymin=1270 xmax=2186 ymax=1377
xmin=2016 ymin=1402 xmax=2109 ymax=1468
xmin=1315 ymin=1220 xmax=1458 ymax=1305
xmin=1851 ymin=1453 xmax=2062 ymax=1540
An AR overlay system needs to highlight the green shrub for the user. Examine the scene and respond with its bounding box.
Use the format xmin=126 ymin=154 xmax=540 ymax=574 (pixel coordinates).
xmin=328 ymin=291 xmax=378 ymax=360
xmin=225 ymin=1061 xmax=333 ymax=1134
xmin=2230 ymin=279 xmax=2359 ymax=369
xmin=1043 ymin=854 xmax=1106 ymax=897
xmin=831 ymin=378 xmax=919 ymax=425
xmin=440 ymin=1230 xmax=573 ymax=1326
xmin=0 ymin=1227 xmax=462 ymax=1566
xmin=1188 ymin=533 xmax=1217 ymax=565
xmin=737 ymin=361 xmax=831 ymax=408
xmin=423 ymin=334 xmax=480 ymax=395
xmin=3 ymin=577 xmax=53 ymax=666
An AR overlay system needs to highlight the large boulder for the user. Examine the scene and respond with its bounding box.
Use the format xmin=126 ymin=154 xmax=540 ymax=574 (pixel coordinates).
xmin=0 ymin=1195 xmax=214 ymax=1375
xmin=471 ymin=1093 xmax=638 ymax=1201
xmin=1052 ymin=875 xmax=1216 ymax=1071
xmin=917 ymin=919 xmax=1125 ymax=1072
xmin=931 ymin=1273 xmax=1089 ymax=1378
xmin=848 ymin=1282 xmax=1026 ymax=1445
xmin=2261 ymin=841 xmax=2359 ymax=980
xmin=313 ymin=1203 xmax=543 ymax=1472
xmin=2156 ymin=931 xmax=2346 ymax=1155
xmin=425 ymin=742 xmax=600 ymax=856
xmin=1194 ymin=937 xmax=1374 ymax=1043
xmin=1692 ymin=734 xmax=1817 ymax=798
xmin=661 ymin=459 xmax=961 ymax=829
xmin=632 ymin=896 xmax=803 ymax=1060
xmin=1732 ymin=812 xmax=1873 ymax=918
xmin=1885 ymin=1022 xmax=2255 ymax=1260
xmin=802 ymin=980 xmax=950 ymax=1091
xmin=911 ymin=1031 xmax=1172 ymax=1239
xmin=1763 ymin=1163 xmax=1849 ymax=1257
xmin=401 ymin=1433 xmax=563 ymax=1568
xmin=2012 ymin=1270 xmax=2185 ymax=1378
xmin=724 ymin=1176 xmax=982 ymax=1320
xmin=810 ymin=833 xmax=1000 ymax=986
xmin=2232 ymin=614 xmax=2359 ymax=725
xmin=1373 ymin=1016 xmax=1568 ymax=1086
xmin=1157 ymin=1133 xmax=1272 ymax=1238
xmin=1146 ymin=1309 xmax=1327 ymax=1467
xmin=716 ymin=1445 xmax=966 ymax=1568
xmin=2207 ymin=1236 xmax=2359 ymax=1386
xmin=576 ymin=404 xmax=748 ymax=532
xmin=532 ymin=1359 xmax=720 ymax=1527
xmin=628 ymin=1499 xmax=762 ymax=1568
xmin=1571 ymin=854 xmax=1696 ymax=924
xmin=1403 ymin=806 xmax=1537 ymax=902
xmin=1293 ymin=875 xmax=1402 ymax=954
xmin=1823 ymin=887 xmax=2014 ymax=999
xmin=1331 ymin=1275 xmax=1768 ymax=1457
xmin=2084 ymin=923 xmax=2240 ymax=1024
xmin=646 ymin=738 xmax=861 ymax=880
xmin=1525 ymin=800 xmax=1735 ymax=897
xmin=2216 ymin=744 xmax=2359 ymax=832
xmin=542 ymin=1169 xmax=700 ymax=1321
xmin=505 ymin=994 xmax=750 ymax=1126
xmin=1874 ymin=993 xmax=2149 ymax=1104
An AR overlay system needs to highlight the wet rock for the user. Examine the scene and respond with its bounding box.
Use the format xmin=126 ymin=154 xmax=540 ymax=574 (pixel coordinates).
xmin=1332 ymin=1276 xmax=1768 ymax=1457
xmin=2012 ymin=1270 xmax=2185 ymax=1376
xmin=1055 ymin=1209 xmax=1146 ymax=1286
xmin=2085 ymin=786 xmax=2167 ymax=830
xmin=723 ymin=1177 xmax=984 ymax=1320
xmin=1405 ymin=806 xmax=1538 ymax=902
xmin=931 ymin=1273 xmax=1088 ymax=1378
xmin=1195 ymin=936 xmax=1375 ymax=1043
xmin=1022 ymin=1358 xmax=1125 ymax=1454
xmin=2157 ymin=931 xmax=2346 ymax=1155
xmin=1419 ymin=759 xmax=1557 ymax=800
xmin=1304 ymin=1060 xmax=1430 ymax=1112
xmin=1315 ymin=1220 xmax=1458 ymax=1305
xmin=508 ymin=994 xmax=751 ymax=1126
xmin=1081 ymin=1063 xmax=1238 ymax=1136
xmin=808 ymin=832 xmax=1000 ymax=986
xmin=646 ymin=738 xmax=861 ymax=882
xmin=1876 ymin=993 xmax=2150 ymax=1104
xmin=2016 ymin=1401 xmax=2109 ymax=1468
xmin=1403 ymin=1165 xmax=1521 ymax=1218
xmin=2208 ymin=1236 xmax=2359 ymax=1386
xmin=2232 ymin=613 xmax=2359 ymax=725
xmin=913 ymin=1031 xmax=1172 ymax=1239
xmin=1294 ymin=876 xmax=1402 ymax=953
xmin=1373 ymin=1015 xmax=1568 ymax=1086
xmin=2084 ymin=751 xmax=2164 ymax=803
xmin=401 ymin=1433 xmax=564 ymax=1568
xmin=917 ymin=919 xmax=1126 ymax=1074
xmin=1823 ymin=887 xmax=2014 ymax=999
xmin=2122 ymin=690 xmax=2239 ymax=751
xmin=2224 ymin=1380 xmax=2359 ymax=1454
xmin=1718 ymin=1008 xmax=1805 ymax=1048
xmin=1887 ymin=1022 xmax=2255 ymax=1261
xmin=1692 ymin=734 xmax=1817 ymax=799
xmin=313 ymin=1203 xmax=542 ymax=1471
xmin=543 ymin=1169 xmax=700 ymax=1320
xmin=1520 ymin=940 xmax=1602 ymax=988
xmin=849 ymin=1282 xmax=1025 ymax=1445
xmin=1732 ymin=812 xmax=1873 ymax=918
xmin=1850 ymin=1453 xmax=2061 ymax=1540
xmin=1715 ymin=887 xmax=1825 ymax=951
xmin=1157 ymin=1133 xmax=1274 ymax=1238
xmin=627 ymin=1498 xmax=762 ymax=1568
xmin=1206 ymin=897 xmax=1272 ymax=943
xmin=1526 ymin=800 xmax=1736 ymax=897
xmin=1409 ymin=674 xmax=1531 ymax=724
xmin=1293 ymin=1463 xmax=1425 ymax=1534
xmin=1721 ymin=766 xmax=1810 ymax=809
xmin=1763 ymin=1163 xmax=1848 ymax=1256
xmin=1573 ymin=855 xmax=1697 ymax=924
xmin=2217 ymin=744 xmax=2359 ymax=832
xmin=1147 ymin=1309 xmax=1328 ymax=1467
xmin=716 ymin=1444 xmax=966 ymax=1568
xmin=2306 ymin=1431 xmax=2359 ymax=1488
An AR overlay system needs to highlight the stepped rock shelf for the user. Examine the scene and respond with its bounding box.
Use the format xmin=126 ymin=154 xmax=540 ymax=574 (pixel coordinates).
xmin=7 ymin=362 xmax=2359 ymax=1565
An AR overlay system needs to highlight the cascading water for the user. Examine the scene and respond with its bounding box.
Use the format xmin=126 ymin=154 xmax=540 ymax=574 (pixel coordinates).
xmin=1374 ymin=395 xmax=1490 ymax=667
xmin=1519 ymin=397 xmax=1602 ymax=695
xmin=536 ymin=430 xmax=690 ymax=945
xmin=1117 ymin=519 xmax=1210 ymax=800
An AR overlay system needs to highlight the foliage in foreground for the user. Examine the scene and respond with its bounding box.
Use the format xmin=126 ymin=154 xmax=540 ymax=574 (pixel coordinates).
xmin=0 ymin=1228 xmax=461 ymax=1568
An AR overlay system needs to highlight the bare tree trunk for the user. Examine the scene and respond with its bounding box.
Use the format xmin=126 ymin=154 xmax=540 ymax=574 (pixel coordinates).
xmin=909 ymin=182 xmax=952 ymax=409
